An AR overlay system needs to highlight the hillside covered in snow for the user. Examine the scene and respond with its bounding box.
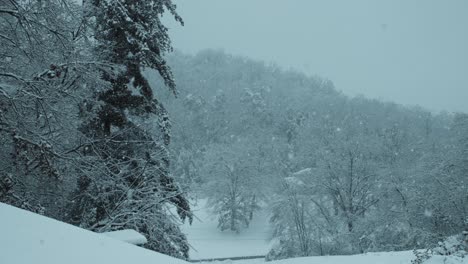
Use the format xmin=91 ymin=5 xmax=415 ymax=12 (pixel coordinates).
xmin=0 ymin=203 xmax=187 ymax=264
xmin=1 ymin=201 xmax=466 ymax=264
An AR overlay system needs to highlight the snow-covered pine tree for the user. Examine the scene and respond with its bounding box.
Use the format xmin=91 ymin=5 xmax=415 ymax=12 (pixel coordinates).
xmin=198 ymin=142 xmax=263 ymax=233
xmin=208 ymin=158 xmax=253 ymax=233
xmin=212 ymin=165 xmax=253 ymax=233
xmin=68 ymin=0 xmax=192 ymax=259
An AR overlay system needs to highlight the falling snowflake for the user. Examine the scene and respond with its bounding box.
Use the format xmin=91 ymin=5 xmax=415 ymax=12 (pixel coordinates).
xmin=424 ymin=209 xmax=433 ymax=217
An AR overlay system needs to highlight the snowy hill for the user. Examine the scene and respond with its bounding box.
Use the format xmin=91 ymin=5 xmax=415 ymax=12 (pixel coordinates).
xmin=1 ymin=202 xmax=465 ymax=264
xmin=181 ymin=199 xmax=273 ymax=260
xmin=0 ymin=203 xmax=188 ymax=264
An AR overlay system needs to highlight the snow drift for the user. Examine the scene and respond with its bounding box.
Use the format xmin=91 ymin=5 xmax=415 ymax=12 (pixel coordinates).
xmin=0 ymin=203 xmax=188 ymax=264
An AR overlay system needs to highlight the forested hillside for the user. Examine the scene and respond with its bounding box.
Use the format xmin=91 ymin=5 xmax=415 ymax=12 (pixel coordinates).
xmin=1 ymin=1 xmax=466 ymax=262
xmin=148 ymin=50 xmax=467 ymax=259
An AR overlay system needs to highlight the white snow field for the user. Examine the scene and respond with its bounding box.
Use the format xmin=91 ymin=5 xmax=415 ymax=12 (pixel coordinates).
xmin=0 ymin=203 xmax=188 ymax=264
xmin=181 ymin=199 xmax=273 ymax=260
xmin=200 ymin=251 xmax=467 ymax=264
xmin=181 ymin=199 xmax=467 ymax=264
xmin=1 ymin=201 xmax=466 ymax=264
xmin=182 ymin=199 xmax=467 ymax=264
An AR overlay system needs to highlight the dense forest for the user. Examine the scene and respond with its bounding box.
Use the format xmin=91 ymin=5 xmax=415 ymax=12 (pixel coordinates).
xmin=1 ymin=0 xmax=467 ymax=262
xmin=151 ymin=50 xmax=467 ymax=259
xmin=1 ymin=0 xmax=192 ymax=259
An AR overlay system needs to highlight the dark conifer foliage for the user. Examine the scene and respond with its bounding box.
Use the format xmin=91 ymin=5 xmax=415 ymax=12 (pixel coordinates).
xmin=68 ymin=0 xmax=192 ymax=259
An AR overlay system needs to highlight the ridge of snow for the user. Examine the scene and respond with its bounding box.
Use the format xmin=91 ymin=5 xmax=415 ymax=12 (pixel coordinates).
xmin=102 ymin=229 xmax=148 ymax=245
xmin=0 ymin=203 xmax=188 ymax=264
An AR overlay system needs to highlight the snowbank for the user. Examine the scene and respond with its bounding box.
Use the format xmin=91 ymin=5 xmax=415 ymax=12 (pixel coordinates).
xmin=202 ymin=251 xmax=467 ymax=264
xmin=0 ymin=203 xmax=188 ymax=264
xmin=266 ymin=251 xmax=466 ymax=264
xmin=102 ymin=229 xmax=148 ymax=245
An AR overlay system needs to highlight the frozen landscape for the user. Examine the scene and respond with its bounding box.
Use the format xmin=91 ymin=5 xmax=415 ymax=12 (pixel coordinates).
xmin=181 ymin=199 xmax=272 ymax=260
xmin=183 ymin=200 xmax=467 ymax=264
xmin=1 ymin=202 xmax=466 ymax=264
xmin=1 ymin=0 xmax=467 ymax=263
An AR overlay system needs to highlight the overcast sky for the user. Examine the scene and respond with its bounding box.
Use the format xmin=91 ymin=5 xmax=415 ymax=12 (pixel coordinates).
xmin=164 ymin=0 xmax=468 ymax=113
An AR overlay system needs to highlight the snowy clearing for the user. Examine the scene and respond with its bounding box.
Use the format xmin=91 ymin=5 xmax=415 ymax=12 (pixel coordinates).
xmin=183 ymin=200 xmax=467 ymax=264
xmin=200 ymin=251 xmax=467 ymax=264
xmin=181 ymin=199 xmax=273 ymax=260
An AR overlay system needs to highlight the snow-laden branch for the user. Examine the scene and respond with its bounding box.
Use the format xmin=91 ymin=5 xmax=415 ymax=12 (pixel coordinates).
xmin=0 ymin=72 xmax=28 ymax=83
xmin=0 ymin=33 xmax=15 ymax=44
xmin=0 ymin=85 xmax=12 ymax=99
xmin=0 ymin=8 xmax=18 ymax=16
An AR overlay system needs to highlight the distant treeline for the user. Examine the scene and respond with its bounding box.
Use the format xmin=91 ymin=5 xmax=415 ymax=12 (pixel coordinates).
xmin=149 ymin=50 xmax=468 ymax=260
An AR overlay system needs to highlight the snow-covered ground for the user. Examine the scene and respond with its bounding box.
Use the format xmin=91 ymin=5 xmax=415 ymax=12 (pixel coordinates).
xmin=200 ymin=251 xmax=467 ymax=264
xmin=1 ymin=201 xmax=466 ymax=264
xmin=184 ymin=199 xmax=467 ymax=264
xmin=0 ymin=203 xmax=188 ymax=264
xmin=181 ymin=199 xmax=273 ymax=260
xmin=102 ymin=229 xmax=148 ymax=245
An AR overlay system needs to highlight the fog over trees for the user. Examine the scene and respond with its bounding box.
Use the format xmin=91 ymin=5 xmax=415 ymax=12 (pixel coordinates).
xmin=1 ymin=0 xmax=466 ymax=262
xmin=153 ymin=50 xmax=467 ymax=259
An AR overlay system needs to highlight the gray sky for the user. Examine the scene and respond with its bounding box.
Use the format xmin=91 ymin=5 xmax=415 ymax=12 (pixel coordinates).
xmin=165 ymin=0 xmax=468 ymax=113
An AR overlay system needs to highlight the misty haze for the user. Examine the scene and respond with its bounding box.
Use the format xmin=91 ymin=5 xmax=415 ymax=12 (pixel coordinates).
xmin=0 ymin=1 xmax=467 ymax=264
